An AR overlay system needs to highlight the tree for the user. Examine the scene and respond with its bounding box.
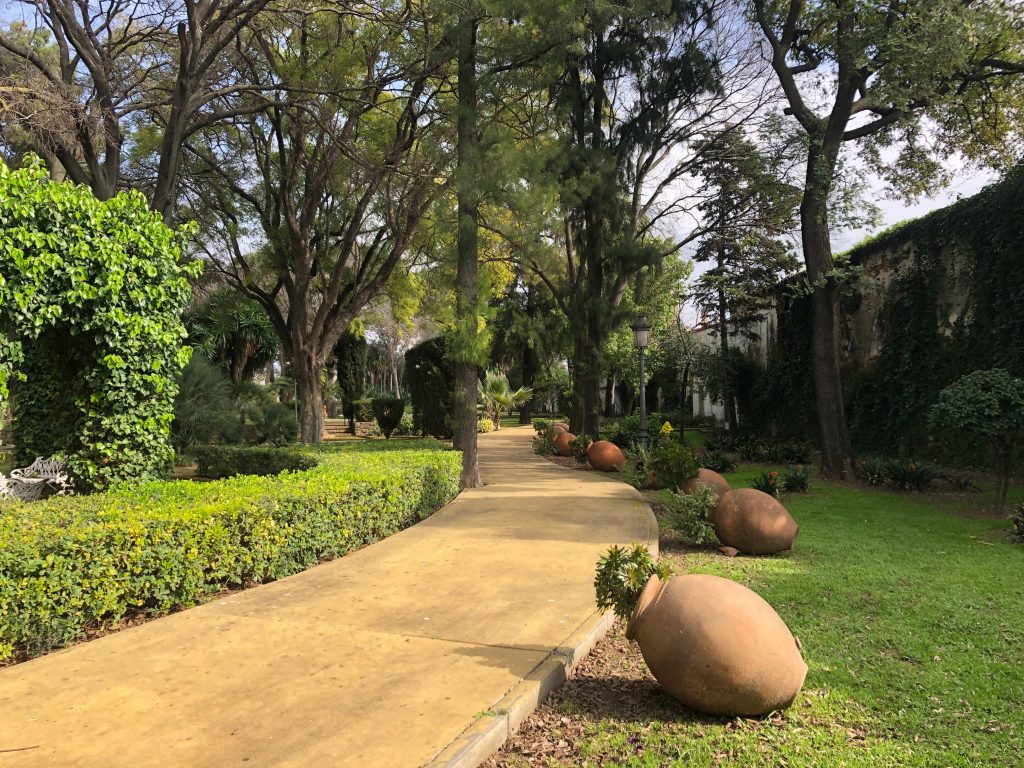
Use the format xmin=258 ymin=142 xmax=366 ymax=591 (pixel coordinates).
xmin=518 ymin=0 xmax=772 ymax=438
xmin=0 ymin=0 xmax=271 ymax=221
xmin=600 ymin=254 xmax=691 ymax=417
xmin=335 ymin=330 xmax=367 ymax=435
xmin=190 ymin=5 xmax=448 ymax=442
xmin=478 ymin=369 xmax=532 ymax=431
xmin=489 ymin=272 xmax=570 ymax=424
xmin=751 ymin=0 xmax=1024 ymax=478
xmin=453 ymin=12 xmax=484 ymax=487
xmin=186 ymin=286 xmax=278 ymax=385
xmin=930 ymin=369 xmax=1024 ymax=514
xmin=690 ymin=130 xmax=799 ymax=435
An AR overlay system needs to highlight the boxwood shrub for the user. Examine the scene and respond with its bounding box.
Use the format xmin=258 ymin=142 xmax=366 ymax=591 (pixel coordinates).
xmin=0 ymin=441 xmax=459 ymax=662
xmin=193 ymin=445 xmax=319 ymax=478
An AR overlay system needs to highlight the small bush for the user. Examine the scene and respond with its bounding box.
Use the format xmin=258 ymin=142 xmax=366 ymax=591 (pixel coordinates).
xmin=393 ymin=411 xmax=416 ymax=437
xmin=647 ymin=441 xmax=699 ymax=489
xmin=594 ymin=544 xmax=672 ymax=621
xmin=884 ymin=458 xmax=940 ymax=492
xmin=858 ymin=456 xmax=887 ymax=486
xmin=193 ymin=445 xmax=318 ymax=478
xmin=477 ymin=416 xmax=495 ymax=433
xmin=766 ymin=441 xmax=814 ymax=464
xmin=172 ymin=355 xmax=240 ymax=452
xmin=0 ymin=442 xmax=459 ymax=662
xmin=703 ymin=428 xmax=735 ymax=453
xmin=353 ymin=398 xmax=375 ymax=423
xmin=260 ymin=402 xmax=298 ymax=445
xmin=701 ymin=447 xmax=736 ymax=473
xmin=751 ymin=469 xmax=782 ymax=497
xmin=532 ymin=421 xmax=559 ymax=455
xmin=662 ymin=484 xmax=718 ymax=545
xmin=1010 ymin=504 xmax=1024 ymax=542
xmin=737 ymin=437 xmax=767 ymax=462
xmin=781 ymin=465 xmax=811 ymax=493
xmin=942 ymin=473 xmax=979 ymax=493
xmin=570 ymin=435 xmax=593 ymax=464
xmin=372 ymin=397 xmax=406 ymax=439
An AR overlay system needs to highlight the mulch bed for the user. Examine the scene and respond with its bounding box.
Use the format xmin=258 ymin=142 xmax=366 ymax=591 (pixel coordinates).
xmin=482 ymin=619 xmax=679 ymax=768
xmin=545 ymin=455 xmax=593 ymax=472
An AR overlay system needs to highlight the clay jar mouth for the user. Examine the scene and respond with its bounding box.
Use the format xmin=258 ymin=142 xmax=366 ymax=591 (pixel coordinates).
xmin=625 ymin=573 xmax=665 ymax=641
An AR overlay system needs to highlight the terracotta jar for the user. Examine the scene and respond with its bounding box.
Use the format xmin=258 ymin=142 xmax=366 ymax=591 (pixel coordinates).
xmin=679 ymin=468 xmax=730 ymax=500
xmin=626 ymin=574 xmax=807 ymax=717
xmin=553 ymin=431 xmax=576 ymax=457
xmin=714 ymin=488 xmax=799 ymax=555
xmin=551 ymin=421 xmax=570 ymax=432
xmin=587 ymin=440 xmax=626 ymax=472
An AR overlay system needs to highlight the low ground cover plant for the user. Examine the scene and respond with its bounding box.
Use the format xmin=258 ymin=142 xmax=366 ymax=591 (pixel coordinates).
xmin=647 ymin=441 xmax=699 ymax=489
xmin=751 ymin=469 xmax=782 ymax=496
xmin=781 ymin=465 xmax=811 ymax=492
xmin=570 ymin=435 xmax=593 ymax=464
xmin=594 ymin=544 xmax=672 ymax=621
xmin=0 ymin=440 xmax=459 ymax=663
xmin=662 ymin=483 xmax=718 ymax=545
xmin=532 ymin=419 xmax=559 ymax=455
xmin=700 ymin=447 xmax=736 ymax=473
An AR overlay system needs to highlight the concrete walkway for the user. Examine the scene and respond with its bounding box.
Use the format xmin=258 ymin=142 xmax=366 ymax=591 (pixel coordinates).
xmin=0 ymin=427 xmax=656 ymax=768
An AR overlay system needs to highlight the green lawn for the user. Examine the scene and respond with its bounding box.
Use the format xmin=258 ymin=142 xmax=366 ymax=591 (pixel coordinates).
xmin=493 ymin=467 xmax=1024 ymax=767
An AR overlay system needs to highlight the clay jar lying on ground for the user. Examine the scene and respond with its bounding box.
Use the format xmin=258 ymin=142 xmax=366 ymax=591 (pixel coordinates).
xmin=587 ymin=440 xmax=626 ymax=472
xmin=553 ymin=431 xmax=576 ymax=457
xmin=626 ymin=573 xmax=807 ymax=717
xmin=551 ymin=422 xmax=570 ymax=433
xmin=679 ymin=468 xmax=731 ymax=500
xmin=713 ymin=488 xmax=799 ymax=555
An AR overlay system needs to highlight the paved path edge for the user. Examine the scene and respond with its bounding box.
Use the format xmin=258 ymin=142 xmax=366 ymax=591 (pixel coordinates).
xmin=424 ymin=475 xmax=659 ymax=768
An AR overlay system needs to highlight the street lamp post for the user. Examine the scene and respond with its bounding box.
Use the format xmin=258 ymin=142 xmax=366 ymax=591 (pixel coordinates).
xmin=631 ymin=315 xmax=651 ymax=450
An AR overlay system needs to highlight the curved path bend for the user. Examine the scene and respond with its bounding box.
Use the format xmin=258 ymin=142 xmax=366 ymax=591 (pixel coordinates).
xmin=0 ymin=427 xmax=656 ymax=768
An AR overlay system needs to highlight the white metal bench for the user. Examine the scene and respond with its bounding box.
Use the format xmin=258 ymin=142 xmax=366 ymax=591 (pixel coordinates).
xmin=1 ymin=456 xmax=73 ymax=501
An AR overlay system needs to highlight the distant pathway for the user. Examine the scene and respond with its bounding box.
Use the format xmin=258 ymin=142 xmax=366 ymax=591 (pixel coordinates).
xmin=0 ymin=427 xmax=656 ymax=768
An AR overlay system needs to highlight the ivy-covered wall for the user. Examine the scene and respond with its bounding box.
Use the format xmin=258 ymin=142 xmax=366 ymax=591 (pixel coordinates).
xmin=755 ymin=163 xmax=1024 ymax=460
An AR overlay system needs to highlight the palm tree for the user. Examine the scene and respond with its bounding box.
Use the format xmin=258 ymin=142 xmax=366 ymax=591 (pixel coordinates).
xmin=478 ymin=369 xmax=532 ymax=431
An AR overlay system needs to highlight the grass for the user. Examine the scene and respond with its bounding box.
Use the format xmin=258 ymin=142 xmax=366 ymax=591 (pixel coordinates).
xmin=490 ymin=466 xmax=1024 ymax=767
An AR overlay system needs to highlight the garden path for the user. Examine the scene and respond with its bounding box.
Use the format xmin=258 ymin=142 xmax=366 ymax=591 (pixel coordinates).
xmin=0 ymin=426 xmax=655 ymax=768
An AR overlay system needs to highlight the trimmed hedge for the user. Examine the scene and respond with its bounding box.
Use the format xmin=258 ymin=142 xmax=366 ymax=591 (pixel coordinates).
xmin=372 ymin=397 xmax=405 ymax=439
xmin=193 ymin=445 xmax=319 ymax=478
xmin=0 ymin=441 xmax=459 ymax=662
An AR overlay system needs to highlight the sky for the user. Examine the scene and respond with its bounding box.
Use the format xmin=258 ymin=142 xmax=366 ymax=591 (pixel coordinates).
xmin=832 ymin=164 xmax=997 ymax=251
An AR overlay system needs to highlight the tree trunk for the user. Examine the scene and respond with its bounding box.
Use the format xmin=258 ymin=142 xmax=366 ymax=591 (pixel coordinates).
xmin=717 ymin=251 xmax=739 ymax=437
xmin=453 ymin=16 xmax=482 ymax=489
xmin=581 ymin=343 xmax=602 ymax=439
xmin=604 ymin=369 xmax=616 ymax=417
xmin=519 ymin=344 xmax=537 ymax=425
xmin=679 ymin=363 xmax=690 ymax=441
xmin=801 ymin=149 xmax=855 ymax=479
xmin=293 ymin=348 xmax=323 ymax=444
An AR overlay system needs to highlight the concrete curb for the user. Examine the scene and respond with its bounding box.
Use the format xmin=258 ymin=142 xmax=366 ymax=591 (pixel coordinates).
xmin=424 ymin=459 xmax=659 ymax=768
xmin=422 ymin=609 xmax=615 ymax=768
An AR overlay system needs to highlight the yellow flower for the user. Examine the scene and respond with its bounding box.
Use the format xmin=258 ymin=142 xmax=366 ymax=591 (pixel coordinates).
xmin=660 ymin=421 xmax=674 ymax=436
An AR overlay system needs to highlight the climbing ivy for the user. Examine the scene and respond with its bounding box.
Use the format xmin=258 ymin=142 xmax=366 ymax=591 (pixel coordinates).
xmin=0 ymin=158 xmax=200 ymax=489
xmin=755 ymin=163 xmax=1024 ymax=463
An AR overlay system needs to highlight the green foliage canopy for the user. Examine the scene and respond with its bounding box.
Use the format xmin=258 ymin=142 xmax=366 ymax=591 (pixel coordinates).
xmin=0 ymin=158 xmax=199 ymax=488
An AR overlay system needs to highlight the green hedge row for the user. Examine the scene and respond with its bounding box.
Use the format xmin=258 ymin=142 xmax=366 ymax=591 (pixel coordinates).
xmin=193 ymin=445 xmax=319 ymax=478
xmin=0 ymin=441 xmax=460 ymax=662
